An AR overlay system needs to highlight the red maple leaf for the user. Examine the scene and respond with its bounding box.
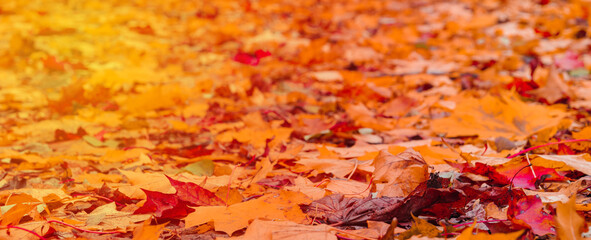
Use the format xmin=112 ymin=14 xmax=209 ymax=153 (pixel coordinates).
xmin=233 ymin=49 xmax=271 ymax=66
xmin=495 ymin=162 xmax=567 ymax=189
xmin=156 ymin=145 xmax=214 ymax=158
xmin=445 ymin=161 xmax=510 ymax=185
xmin=134 ymin=189 xmax=194 ymax=218
xmin=447 ymin=161 xmax=567 ymax=189
xmin=506 ymin=77 xmax=539 ymax=98
xmin=508 ymin=195 xmax=555 ymax=236
xmin=166 ymin=175 xmax=226 ymax=206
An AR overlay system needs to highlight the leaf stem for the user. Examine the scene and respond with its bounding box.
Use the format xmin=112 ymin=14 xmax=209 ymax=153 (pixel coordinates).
xmin=506 ymin=139 xmax=591 ymax=159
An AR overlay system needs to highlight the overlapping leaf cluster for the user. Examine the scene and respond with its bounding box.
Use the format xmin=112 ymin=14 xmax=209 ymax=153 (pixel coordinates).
xmin=1 ymin=0 xmax=591 ymax=239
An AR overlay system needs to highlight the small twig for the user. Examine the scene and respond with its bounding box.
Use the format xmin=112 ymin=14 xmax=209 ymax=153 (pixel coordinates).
xmin=577 ymin=185 xmax=591 ymax=194
xmin=2 ymin=225 xmax=46 ymax=240
xmin=343 ymin=177 xmax=373 ymax=196
xmin=330 ymin=227 xmax=378 ymax=240
xmin=525 ymin=153 xmax=537 ymax=179
xmin=481 ymin=143 xmax=488 ymax=156
xmin=440 ymin=137 xmax=458 ymax=154
xmin=335 ymin=234 xmax=358 ymax=240
xmin=506 ymin=139 xmax=591 ymax=159
xmin=314 ymin=178 xmax=330 ymax=188
xmin=47 ymin=220 xmax=123 ymax=235
xmin=346 ymin=160 xmax=359 ymax=180
xmin=509 ymin=164 xmax=533 ymax=191
xmin=309 ymin=203 xmax=319 ymax=225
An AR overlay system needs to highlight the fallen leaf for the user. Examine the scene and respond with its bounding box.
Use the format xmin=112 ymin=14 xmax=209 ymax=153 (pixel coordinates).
xmin=396 ymin=214 xmax=440 ymax=239
xmin=508 ymin=195 xmax=555 ymax=236
xmin=165 ymin=175 xmax=225 ymax=206
xmin=185 ymin=190 xmax=310 ymax=235
xmin=132 ymin=219 xmax=167 ymax=240
xmin=555 ymin=195 xmax=584 ymax=240
xmin=0 ymin=203 xmax=38 ymax=226
xmin=234 ymin=219 xmax=337 ymax=240
xmin=134 ymin=189 xmax=194 ymax=218
xmin=233 ymin=49 xmax=271 ymax=66
xmin=301 ymin=194 xmax=402 ymax=225
xmin=529 ymin=66 xmax=572 ymax=103
xmin=372 ymin=149 xmax=428 ymax=197
xmin=456 ymin=222 xmax=524 ymax=240
xmin=431 ymin=92 xmax=566 ymax=139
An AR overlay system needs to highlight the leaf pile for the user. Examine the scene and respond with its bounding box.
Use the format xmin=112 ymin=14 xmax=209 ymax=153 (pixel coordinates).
xmin=1 ymin=0 xmax=591 ymax=239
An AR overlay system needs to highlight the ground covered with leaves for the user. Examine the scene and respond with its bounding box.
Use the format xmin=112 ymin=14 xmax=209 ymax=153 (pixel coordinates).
xmin=1 ymin=0 xmax=591 ymax=239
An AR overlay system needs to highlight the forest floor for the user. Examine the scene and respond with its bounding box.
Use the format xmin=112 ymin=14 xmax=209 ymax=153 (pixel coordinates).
xmin=1 ymin=0 xmax=591 ymax=239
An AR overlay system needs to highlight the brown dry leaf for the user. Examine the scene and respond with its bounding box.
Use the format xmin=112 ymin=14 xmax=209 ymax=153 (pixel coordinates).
xmin=556 ymin=196 xmax=584 ymax=240
xmin=431 ymin=92 xmax=566 ymax=140
xmin=372 ymin=149 xmax=428 ymax=198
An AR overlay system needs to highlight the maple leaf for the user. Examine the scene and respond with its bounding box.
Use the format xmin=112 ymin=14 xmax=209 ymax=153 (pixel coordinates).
xmin=508 ymin=195 xmax=555 ymax=236
xmin=373 ymin=149 xmax=428 ymax=198
xmin=165 ymin=175 xmax=225 ymax=206
xmin=529 ymin=66 xmax=573 ymax=104
xmin=134 ymin=189 xmax=194 ymax=219
xmin=300 ymin=194 xmax=403 ymax=225
xmin=448 ymin=160 xmax=568 ymax=189
xmin=155 ymin=145 xmax=214 ymax=158
xmin=7 ymin=0 xmax=591 ymax=238
xmin=431 ymin=92 xmax=566 ymax=139
xmin=555 ymin=196 xmax=584 ymax=240
xmin=233 ymin=49 xmax=271 ymax=66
